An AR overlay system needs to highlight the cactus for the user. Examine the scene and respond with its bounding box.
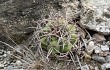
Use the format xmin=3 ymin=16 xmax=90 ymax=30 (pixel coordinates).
xmin=40 ymin=18 xmax=77 ymax=54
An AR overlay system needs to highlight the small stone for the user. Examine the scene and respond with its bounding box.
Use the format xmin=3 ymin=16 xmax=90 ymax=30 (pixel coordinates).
xmin=89 ymin=65 xmax=94 ymax=70
xmin=0 ymin=63 xmax=4 ymax=69
xmin=99 ymin=52 xmax=108 ymax=57
xmin=105 ymin=56 xmax=110 ymax=62
xmin=7 ymin=51 xmax=11 ymax=54
xmin=3 ymin=54 xmax=7 ymax=57
xmin=6 ymin=66 xmax=14 ymax=70
xmin=87 ymin=41 xmax=95 ymax=54
xmin=101 ymin=45 xmax=109 ymax=52
xmin=94 ymin=46 xmax=102 ymax=54
xmin=106 ymin=63 xmax=110 ymax=69
xmin=101 ymin=63 xmax=110 ymax=70
xmin=95 ymin=67 xmax=99 ymax=70
xmin=106 ymin=41 xmax=110 ymax=46
xmin=81 ymin=65 xmax=90 ymax=70
xmin=15 ymin=60 xmax=22 ymax=66
xmin=92 ymin=55 xmax=106 ymax=63
xmin=101 ymin=64 xmax=106 ymax=70
xmin=0 ymin=50 xmax=3 ymax=55
xmin=93 ymin=33 xmax=106 ymax=42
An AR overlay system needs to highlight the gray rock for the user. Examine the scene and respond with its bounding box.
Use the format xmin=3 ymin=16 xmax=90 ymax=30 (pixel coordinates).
xmin=95 ymin=67 xmax=99 ymax=70
xmin=94 ymin=46 xmax=102 ymax=54
xmin=6 ymin=66 xmax=14 ymax=70
xmin=101 ymin=64 xmax=106 ymax=70
xmin=101 ymin=45 xmax=109 ymax=52
xmin=81 ymin=0 xmax=110 ymax=35
xmin=0 ymin=63 xmax=4 ymax=69
xmin=92 ymin=33 xmax=106 ymax=42
xmin=101 ymin=63 xmax=110 ymax=70
xmin=15 ymin=60 xmax=22 ymax=66
xmin=92 ymin=55 xmax=106 ymax=63
xmin=105 ymin=55 xmax=110 ymax=62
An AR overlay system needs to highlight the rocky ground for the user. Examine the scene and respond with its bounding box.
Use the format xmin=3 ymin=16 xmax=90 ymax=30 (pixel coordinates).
xmin=0 ymin=0 xmax=110 ymax=70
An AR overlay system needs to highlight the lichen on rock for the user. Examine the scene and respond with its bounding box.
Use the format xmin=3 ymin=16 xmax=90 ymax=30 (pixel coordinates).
xmin=81 ymin=0 xmax=110 ymax=35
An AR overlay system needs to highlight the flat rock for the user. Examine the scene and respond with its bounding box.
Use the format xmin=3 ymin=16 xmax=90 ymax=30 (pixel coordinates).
xmin=81 ymin=0 xmax=110 ymax=35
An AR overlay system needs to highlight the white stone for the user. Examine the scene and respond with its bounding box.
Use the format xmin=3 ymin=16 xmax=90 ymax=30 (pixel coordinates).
xmin=101 ymin=45 xmax=109 ymax=52
xmin=101 ymin=63 xmax=110 ymax=70
xmin=106 ymin=63 xmax=110 ymax=68
xmin=3 ymin=54 xmax=7 ymax=57
xmin=0 ymin=63 xmax=4 ymax=69
xmin=94 ymin=46 xmax=102 ymax=54
xmin=86 ymin=41 xmax=95 ymax=54
xmin=95 ymin=67 xmax=99 ymax=70
xmin=15 ymin=60 xmax=22 ymax=66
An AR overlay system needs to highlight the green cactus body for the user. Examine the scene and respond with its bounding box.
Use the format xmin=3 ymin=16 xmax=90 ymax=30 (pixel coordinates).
xmin=40 ymin=19 xmax=77 ymax=54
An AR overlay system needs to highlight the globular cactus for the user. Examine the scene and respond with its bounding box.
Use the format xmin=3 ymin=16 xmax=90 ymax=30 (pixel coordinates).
xmin=40 ymin=18 xmax=77 ymax=54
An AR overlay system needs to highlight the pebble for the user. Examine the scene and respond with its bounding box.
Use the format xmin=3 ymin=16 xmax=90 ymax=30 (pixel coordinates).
xmin=6 ymin=66 xmax=14 ymax=70
xmin=105 ymin=55 xmax=110 ymax=62
xmin=101 ymin=45 xmax=109 ymax=52
xmin=101 ymin=63 xmax=110 ymax=70
xmin=93 ymin=33 xmax=106 ymax=42
xmin=94 ymin=46 xmax=102 ymax=54
xmin=3 ymin=54 xmax=7 ymax=57
xmin=99 ymin=52 xmax=108 ymax=57
xmin=92 ymin=55 xmax=106 ymax=63
xmin=101 ymin=64 xmax=106 ymax=70
xmin=95 ymin=66 xmax=99 ymax=70
xmin=106 ymin=63 xmax=110 ymax=69
xmin=81 ymin=65 xmax=90 ymax=70
xmin=0 ymin=50 xmax=3 ymax=55
xmin=87 ymin=41 xmax=95 ymax=54
xmin=7 ymin=51 xmax=11 ymax=54
xmin=15 ymin=60 xmax=22 ymax=66
xmin=0 ymin=63 xmax=4 ymax=69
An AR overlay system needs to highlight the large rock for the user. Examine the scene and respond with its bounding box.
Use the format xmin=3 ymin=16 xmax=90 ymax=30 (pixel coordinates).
xmin=81 ymin=0 xmax=110 ymax=35
xmin=0 ymin=0 xmax=79 ymax=45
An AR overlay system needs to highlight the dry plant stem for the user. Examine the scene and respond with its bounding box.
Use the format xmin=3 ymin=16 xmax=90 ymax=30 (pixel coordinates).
xmin=6 ymin=34 xmax=35 ymax=60
xmin=6 ymin=34 xmax=37 ymax=62
xmin=6 ymin=34 xmax=20 ymax=48
xmin=0 ymin=41 xmax=24 ymax=55
xmin=81 ymin=36 xmax=87 ymax=49
xmin=40 ymin=58 xmax=59 ymax=70
xmin=38 ymin=43 xmax=47 ymax=60
xmin=0 ymin=41 xmax=32 ymax=64
xmin=46 ymin=47 xmax=53 ymax=60
xmin=7 ymin=35 xmax=36 ymax=60
xmin=69 ymin=51 xmax=77 ymax=67
xmin=23 ymin=45 xmax=37 ymax=61
xmin=11 ymin=53 xmax=30 ymax=64
xmin=83 ymin=27 xmax=92 ymax=39
xmin=76 ymin=55 xmax=82 ymax=69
